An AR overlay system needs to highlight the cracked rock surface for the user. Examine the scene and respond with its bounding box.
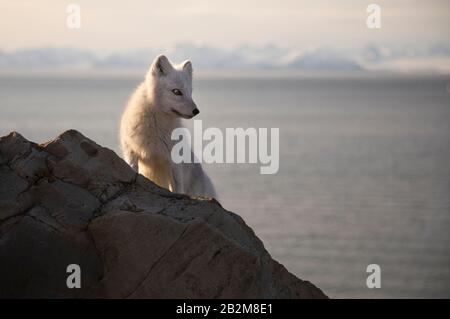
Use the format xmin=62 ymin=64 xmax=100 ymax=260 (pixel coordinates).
xmin=0 ymin=130 xmax=327 ymax=298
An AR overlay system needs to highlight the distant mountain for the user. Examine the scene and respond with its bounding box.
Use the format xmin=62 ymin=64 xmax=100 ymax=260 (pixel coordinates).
xmin=359 ymin=43 xmax=450 ymax=74
xmin=93 ymin=49 xmax=157 ymax=69
xmin=0 ymin=47 xmax=96 ymax=69
xmin=1 ymin=43 xmax=450 ymax=73
xmin=284 ymin=48 xmax=363 ymax=70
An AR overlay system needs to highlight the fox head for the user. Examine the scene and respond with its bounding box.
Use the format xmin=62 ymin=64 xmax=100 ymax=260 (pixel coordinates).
xmin=145 ymin=54 xmax=199 ymax=119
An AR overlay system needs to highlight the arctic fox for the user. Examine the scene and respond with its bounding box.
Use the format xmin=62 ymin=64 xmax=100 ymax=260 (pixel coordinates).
xmin=119 ymin=54 xmax=216 ymax=198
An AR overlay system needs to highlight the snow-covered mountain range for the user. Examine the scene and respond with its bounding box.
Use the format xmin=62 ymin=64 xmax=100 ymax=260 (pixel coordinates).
xmin=1 ymin=43 xmax=450 ymax=74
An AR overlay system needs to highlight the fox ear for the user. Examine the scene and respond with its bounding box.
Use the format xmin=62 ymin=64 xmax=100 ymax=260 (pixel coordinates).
xmin=151 ymin=54 xmax=173 ymax=76
xmin=182 ymin=60 xmax=192 ymax=78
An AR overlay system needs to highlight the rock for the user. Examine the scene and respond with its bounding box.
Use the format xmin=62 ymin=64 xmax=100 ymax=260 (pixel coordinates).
xmin=0 ymin=130 xmax=327 ymax=298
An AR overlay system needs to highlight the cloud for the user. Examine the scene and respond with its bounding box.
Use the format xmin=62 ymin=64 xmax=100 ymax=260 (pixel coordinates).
xmin=0 ymin=1 xmax=449 ymax=51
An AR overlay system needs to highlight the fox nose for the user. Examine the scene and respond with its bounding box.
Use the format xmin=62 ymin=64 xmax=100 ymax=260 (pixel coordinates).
xmin=192 ymin=108 xmax=200 ymax=115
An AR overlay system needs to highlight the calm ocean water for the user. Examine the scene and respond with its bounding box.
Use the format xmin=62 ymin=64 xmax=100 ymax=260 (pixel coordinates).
xmin=1 ymin=72 xmax=449 ymax=298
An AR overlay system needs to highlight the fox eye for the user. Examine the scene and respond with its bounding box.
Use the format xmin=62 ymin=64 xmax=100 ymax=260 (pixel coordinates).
xmin=172 ymin=89 xmax=183 ymax=96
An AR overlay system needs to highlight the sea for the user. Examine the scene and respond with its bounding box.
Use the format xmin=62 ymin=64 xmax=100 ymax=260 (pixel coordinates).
xmin=1 ymin=71 xmax=449 ymax=298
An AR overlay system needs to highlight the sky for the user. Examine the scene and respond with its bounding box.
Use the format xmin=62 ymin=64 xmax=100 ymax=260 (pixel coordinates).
xmin=1 ymin=0 xmax=450 ymax=53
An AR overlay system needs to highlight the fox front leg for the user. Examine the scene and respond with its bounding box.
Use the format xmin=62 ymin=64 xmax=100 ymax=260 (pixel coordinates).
xmin=169 ymin=163 xmax=185 ymax=194
xmin=123 ymin=148 xmax=139 ymax=172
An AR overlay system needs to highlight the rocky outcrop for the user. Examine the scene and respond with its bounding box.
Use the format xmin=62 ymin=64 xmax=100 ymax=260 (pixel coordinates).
xmin=0 ymin=130 xmax=327 ymax=298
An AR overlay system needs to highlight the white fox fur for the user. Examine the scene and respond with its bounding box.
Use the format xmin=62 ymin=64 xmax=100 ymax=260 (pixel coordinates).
xmin=120 ymin=54 xmax=216 ymax=198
